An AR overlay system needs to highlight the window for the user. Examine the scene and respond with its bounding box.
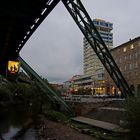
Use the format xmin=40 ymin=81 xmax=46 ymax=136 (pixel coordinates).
xmin=129 ymin=54 xmax=132 ymax=60
xmin=123 ymin=47 xmax=127 ymax=52
xmin=129 ymin=64 xmax=132 ymax=70
xmin=124 ymin=65 xmax=127 ymax=71
xmin=130 ymin=44 xmax=134 ymax=49
xmin=119 ymin=57 xmax=122 ymax=63
xmin=108 ymin=23 xmax=113 ymax=28
xmin=135 ymin=52 xmax=138 ymax=58
xmin=124 ymin=56 xmax=127 ymax=61
xmin=135 ymin=62 xmax=138 ymax=68
xmin=135 ymin=71 xmax=138 ymax=76
xmin=98 ymin=73 xmax=104 ymax=78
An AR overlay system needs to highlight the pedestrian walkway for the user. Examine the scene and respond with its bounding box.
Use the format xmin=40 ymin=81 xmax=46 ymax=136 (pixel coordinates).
xmin=99 ymin=107 xmax=126 ymax=112
xmin=72 ymin=116 xmax=129 ymax=133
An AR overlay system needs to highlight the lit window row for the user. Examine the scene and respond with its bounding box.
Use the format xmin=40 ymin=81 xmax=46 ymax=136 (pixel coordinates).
xmin=123 ymin=44 xmax=134 ymax=52
xmin=122 ymin=62 xmax=138 ymax=71
xmin=115 ymin=52 xmax=138 ymax=63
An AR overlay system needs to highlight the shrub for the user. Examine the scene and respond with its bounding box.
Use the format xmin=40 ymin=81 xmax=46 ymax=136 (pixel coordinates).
xmin=124 ymin=96 xmax=140 ymax=139
xmin=0 ymin=86 xmax=12 ymax=101
xmin=44 ymin=110 xmax=68 ymax=123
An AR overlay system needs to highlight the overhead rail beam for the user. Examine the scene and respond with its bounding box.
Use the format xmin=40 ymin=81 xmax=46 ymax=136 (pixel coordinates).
xmin=0 ymin=0 xmax=60 ymax=75
xmin=62 ymin=0 xmax=133 ymax=97
xmin=1 ymin=0 xmax=132 ymax=98
xmin=16 ymin=0 xmax=60 ymax=54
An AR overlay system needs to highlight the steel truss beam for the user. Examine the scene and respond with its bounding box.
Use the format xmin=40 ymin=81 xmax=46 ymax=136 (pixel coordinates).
xmin=16 ymin=0 xmax=60 ymax=54
xmin=18 ymin=56 xmax=74 ymax=115
xmin=62 ymin=0 xmax=133 ymax=97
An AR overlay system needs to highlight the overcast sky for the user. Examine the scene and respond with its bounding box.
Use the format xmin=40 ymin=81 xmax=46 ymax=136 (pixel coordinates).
xmin=20 ymin=0 xmax=140 ymax=83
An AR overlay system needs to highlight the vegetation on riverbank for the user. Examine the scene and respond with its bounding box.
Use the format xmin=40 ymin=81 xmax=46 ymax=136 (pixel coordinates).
xmin=124 ymin=95 xmax=140 ymax=140
xmin=1 ymin=79 xmax=140 ymax=140
xmin=0 ymin=80 xmax=50 ymax=112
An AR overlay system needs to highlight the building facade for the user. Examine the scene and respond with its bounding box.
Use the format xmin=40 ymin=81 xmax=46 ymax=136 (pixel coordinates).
xmin=83 ymin=18 xmax=113 ymax=75
xmin=105 ymin=37 xmax=140 ymax=96
xmin=63 ymin=19 xmax=113 ymax=95
xmin=65 ymin=67 xmax=105 ymax=95
xmin=93 ymin=18 xmax=113 ymax=48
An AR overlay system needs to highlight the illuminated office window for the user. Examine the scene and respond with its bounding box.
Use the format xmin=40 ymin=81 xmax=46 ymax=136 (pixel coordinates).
xmin=130 ymin=44 xmax=134 ymax=49
xmin=123 ymin=47 xmax=127 ymax=52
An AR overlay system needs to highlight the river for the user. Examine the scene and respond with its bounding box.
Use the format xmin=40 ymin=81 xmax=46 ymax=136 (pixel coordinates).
xmin=0 ymin=106 xmax=36 ymax=140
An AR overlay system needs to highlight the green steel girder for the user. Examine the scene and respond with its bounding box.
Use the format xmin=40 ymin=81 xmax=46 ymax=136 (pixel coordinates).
xmin=18 ymin=56 xmax=74 ymax=115
xmin=62 ymin=0 xmax=133 ymax=97
xmin=16 ymin=0 xmax=61 ymax=54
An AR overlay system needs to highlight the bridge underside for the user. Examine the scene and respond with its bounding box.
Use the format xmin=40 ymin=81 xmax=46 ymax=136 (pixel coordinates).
xmin=0 ymin=0 xmax=60 ymax=75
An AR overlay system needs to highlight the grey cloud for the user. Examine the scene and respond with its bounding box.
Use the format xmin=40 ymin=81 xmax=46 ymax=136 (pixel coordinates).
xmin=21 ymin=0 xmax=140 ymax=83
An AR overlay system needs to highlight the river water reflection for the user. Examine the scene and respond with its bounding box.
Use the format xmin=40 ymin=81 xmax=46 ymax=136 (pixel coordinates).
xmin=0 ymin=106 xmax=35 ymax=140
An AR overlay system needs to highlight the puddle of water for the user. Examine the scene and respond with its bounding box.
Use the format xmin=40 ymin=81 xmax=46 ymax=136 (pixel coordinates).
xmin=0 ymin=106 xmax=34 ymax=140
xmin=2 ymin=126 xmax=20 ymax=140
xmin=19 ymin=128 xmax=36 ymax=140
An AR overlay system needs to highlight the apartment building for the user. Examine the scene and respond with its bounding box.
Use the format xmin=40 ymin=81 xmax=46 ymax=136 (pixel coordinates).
xmin=64 ymin=19 xmax=113 ymax=95
xmin=105 ymin=37 xmax=140 ymax=96
xmin=83 ymin=18 xmax=113 ymax=75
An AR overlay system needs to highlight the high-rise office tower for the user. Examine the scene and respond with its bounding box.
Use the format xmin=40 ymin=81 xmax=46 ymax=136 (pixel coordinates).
xmin=83 ymin=18 xmax=113 ymax=76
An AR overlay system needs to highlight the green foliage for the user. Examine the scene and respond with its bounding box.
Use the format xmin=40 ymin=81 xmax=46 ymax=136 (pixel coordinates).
xmin=43 ymin=110 xmax=68 ymax=123
xmin=0 ymin=79 xmax=56 ymax=115
xmin=0 ymin=85 xmax=12 ymax=101
xmin=124 ymin=96 xmax=140 ymax=139
xmin=15 ymin=83 xmax=45 ymax=113
xmin=0 ymin=81 xmax=45 ymax=113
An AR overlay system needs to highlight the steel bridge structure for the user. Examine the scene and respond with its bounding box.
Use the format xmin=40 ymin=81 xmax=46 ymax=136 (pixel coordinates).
xmin=0 ymin=0 xmax=133 ymax=113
